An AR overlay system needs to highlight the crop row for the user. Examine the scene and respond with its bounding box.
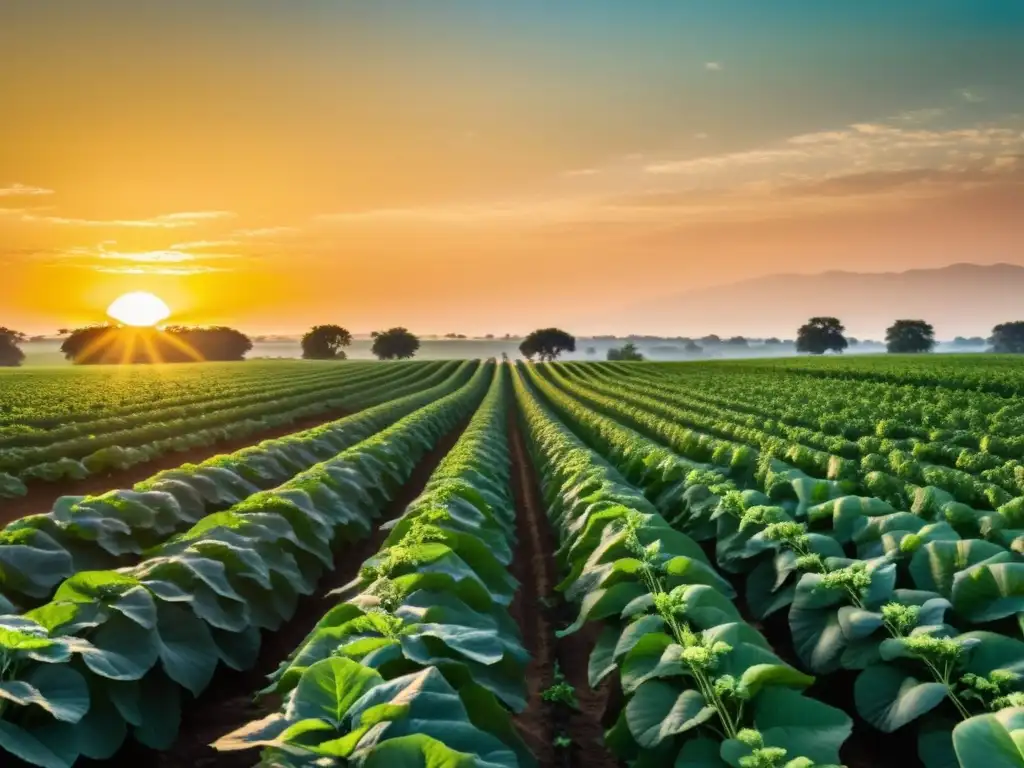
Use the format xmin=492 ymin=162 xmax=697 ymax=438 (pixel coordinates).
xmin=0 ymin=362 xmax=388 ymax=448
xmin=547 ymin=363 xmax=1024 ymax=525
xmin=213 ymin=364 xmax=534 ymax=766
xmin=0 ymin=361 xmax=455 ymax=496
xmin=0 ymin=360 xmax=352 ymax=428
xmin=0 ymin=361 xmax=445 ymax=484
xmin=0 ymin=360 xmax=478 ymax=611
xmin=511 ymin=363 xmax=853 ymax=767
xmin=608 ymin=360 xmax=1024 ymax=445
xmin=0 ymin=362 xmax=492 ymax=767
xmin=526 ymin=362 xmax=1024 ymax=768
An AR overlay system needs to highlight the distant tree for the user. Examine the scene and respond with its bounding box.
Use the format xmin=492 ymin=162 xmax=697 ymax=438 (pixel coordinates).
xmin=485 ymin=334 xmax=494 ymax=339
xmin=607 ymin=342 xmax=644 ymax=361
xmin=885 ymin=320 xmax=936 ymax=354
xmin=764 ymin=337 xmax=781 ymax=345
xmin=990 ymin=322 xmax=1024 ymax=354
xmin=847 ymin=337 xmax=860 ymax=346
xmin=301 ymin=325 xmax=352 ymax=360
xmin=519 ymin=328 xmax=576 ymax=362
xmin=61 ymin=325 xmax=251 ymax=364
xmin=700 ymin=334 xmax=721 ymax=346
xmin=0 ymin=327 xmax=26 ymax=367
xmin=953 ymin=336 xmax=987 ymax=347
xmin=796 ymin=317 xmax=848 ymax=355
xmin=371 ymin=327 xmax=420 ymax=360
xmin=684 ymin=341 xmax=703 ymax=354
xmin=585 ymin=346 xmax=597 ymax=355
xmin=726 ymin=336 xmax=748 ymax=347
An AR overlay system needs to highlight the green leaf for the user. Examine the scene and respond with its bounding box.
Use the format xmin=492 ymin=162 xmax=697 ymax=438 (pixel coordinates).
xmin=154 ymin=602 xmax=218 ymax=696
xmin=675 ymin=737 xmax=729 ymax=768
xmin=626 ymin=681 xmax=715 ymax=748
xmin=752 ymin=686 xmax=852 ymax=766
xmin=360 ymin=734 xmax=486 ymax=767
xmin=952 ymin=563 xmax=1024 ymax=623
xmin=0 ymin=721 xmax=71 ymax=768
xmin=287 ymin=656 xmax=383 ymax=726
xmin=0 ymin=664 xmax=89 ymax=723
xmin=952 ymin=708 xmax=1024 ymax=768
xmin=854 ymin=664 xmax=948 ymax=732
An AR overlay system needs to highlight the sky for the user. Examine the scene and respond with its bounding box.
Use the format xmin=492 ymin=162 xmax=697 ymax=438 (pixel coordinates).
xmin=2 ymin=1 xmax=1024 ymax=336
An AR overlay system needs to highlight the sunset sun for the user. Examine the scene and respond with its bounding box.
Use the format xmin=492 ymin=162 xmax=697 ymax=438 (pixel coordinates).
xmin=106 ymin=292 xmax=172 ymax=327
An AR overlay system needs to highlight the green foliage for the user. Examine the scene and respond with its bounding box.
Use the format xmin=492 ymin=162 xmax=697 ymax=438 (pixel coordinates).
xmin=371 ymin=327 xmax=421 ymax=360
xmin=300 ymin=324 xmax=352 ymax=360
xmin=519 ymin=328 xmax=575 ymax=362
xmin=795 ymin=317 xmax=848 ymax=355
xmin=886 ymin=320 xmax=937 ymax=354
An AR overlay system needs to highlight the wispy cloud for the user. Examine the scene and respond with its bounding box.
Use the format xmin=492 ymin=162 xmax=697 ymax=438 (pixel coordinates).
xmin=43 ymin=241 xmax=242 ymax=275
xmin=231 ymin=226 xmax=299 ymax=238
xmin=0 ymin=183 xmax=54 ymax=197
xmin=21 ymin=210 xmax=235 ymax=228
xmin=704 ymin=62 xmax=722 ymax=71
xmin=960 ymin=89 xmax=985 ymax=104
xmin=169 ymin=239 xmax=241 ymax=250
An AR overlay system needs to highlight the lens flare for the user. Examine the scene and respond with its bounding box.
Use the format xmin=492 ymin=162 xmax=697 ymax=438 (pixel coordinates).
xmin=106 ymin=292 xmax=171 ymax=327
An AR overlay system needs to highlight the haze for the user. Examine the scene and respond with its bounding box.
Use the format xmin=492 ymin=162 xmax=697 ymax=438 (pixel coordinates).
xmin=2 ymin=2 xmax=1023 ymax=337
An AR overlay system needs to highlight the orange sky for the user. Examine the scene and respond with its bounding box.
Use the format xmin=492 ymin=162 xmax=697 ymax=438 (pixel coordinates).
xmin=2 ymin=2 xmax=1023 ymax=336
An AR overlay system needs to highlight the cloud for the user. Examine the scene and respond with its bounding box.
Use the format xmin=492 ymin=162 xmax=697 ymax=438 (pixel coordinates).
xmin=0 ymin=183 xmax=54 ymax=197
xmin=705 ymin=62 xmax=722 ymax=71
xmin=22 ymin=210 xmax=235 ymax=228
xmin=960 ymin=89 xmax=984 ymax=104
xmin=231 ymin=226 xmax=299 ymax=238
xmin=93 ymin=265 xmax=229 ymax=276
xmin=169 ymin=239 xmax=241 ymax=250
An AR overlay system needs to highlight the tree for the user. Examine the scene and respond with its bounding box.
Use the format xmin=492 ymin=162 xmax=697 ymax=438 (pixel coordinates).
xmin=371 ymin=327 xmax=420 ymax=359
xmin=885 ymin=320 xmax=935 ymax=354
xmin=700 ymin=334 xmax=721 ymax=346
xmin=61 ymin=325 xmax=252 ymax=364
xmin=764 ymin=337 xmax=782 ymax=345
xmin=301 ymin=325 xmax=352 ymax=360
xmin=519 ymin=328 xmax=575 ymax=362
xmin=607 ymin=342 xmax=644 ymax=361
xmin=684 ymin=341 xmax=703 ymax=354
xmin=795 ymin=317 xmax=848 ymax=355
xmin=0 ymin=327 xmax=26 ymax=367
xmin=990 ymin=322 xmax=1024 ymax=353
xmin=726 ymin=336 xmax=748 ymax=347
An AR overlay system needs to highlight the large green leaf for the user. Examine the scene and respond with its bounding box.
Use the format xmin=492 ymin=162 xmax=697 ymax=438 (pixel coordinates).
xmin=751 ymin=686 xmax=852 ymax=765
xmin=952 ymin=708 xmax=1024 ymax=768
xmin=0 ymin=664 xmax=89 ymax=723
xmin=909 ymin=540 xmax=1011 ymax=596
xmin=154 ymin=602 xmax=218 ymax=695
xmin=287 ymin=656 xmax=384 ymax=726
xmin=0 ymin=721 xmax=70 ymax=768
xmin=952 ymin=563 xmax=1024 ymax=623
xmin=854 ymin=663 xmax=948 ymax=732
xmin=626 ymin=680 xmax=715 ymax=748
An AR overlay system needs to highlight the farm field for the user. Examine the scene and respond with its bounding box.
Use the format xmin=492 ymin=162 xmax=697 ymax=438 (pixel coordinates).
xmin=0 ymin=356 xmax=1022 ymax=768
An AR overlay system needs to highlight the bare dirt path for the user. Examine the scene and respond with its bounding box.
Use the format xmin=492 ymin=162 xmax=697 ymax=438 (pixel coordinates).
xmin=77 ymin=416 xmax=470 ymax=768
xmin=507 ymin=407 xmax=619 ymax=768
xmin=0 ymin=407 xmax=353 ymax=526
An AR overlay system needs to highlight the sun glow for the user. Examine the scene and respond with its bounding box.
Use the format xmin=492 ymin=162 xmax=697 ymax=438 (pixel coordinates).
xmin=106 ymin=292 xmax=172 ymax=327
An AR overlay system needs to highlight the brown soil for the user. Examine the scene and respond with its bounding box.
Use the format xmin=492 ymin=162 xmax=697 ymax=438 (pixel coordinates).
xmin=83 ymin=416 xmax=470 ymax=768
xmin=0 ymin=407 xmax=354 ymax=526
xmin=507 ymin=409 xmax=619 ymax=768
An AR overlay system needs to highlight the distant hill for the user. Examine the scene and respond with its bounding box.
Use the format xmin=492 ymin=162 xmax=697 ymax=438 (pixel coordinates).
xmin=608 ymin=263 xmax=1024 ymax=338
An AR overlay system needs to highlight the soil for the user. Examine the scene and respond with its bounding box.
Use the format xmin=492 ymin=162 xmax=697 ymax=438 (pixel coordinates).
xmin=83 ymin=415 xmax=471 ymax=768
xmin=507 ymin=408 xmax=620 ymax=768
xmin=0 ymin=407 xmax=354 ymax=526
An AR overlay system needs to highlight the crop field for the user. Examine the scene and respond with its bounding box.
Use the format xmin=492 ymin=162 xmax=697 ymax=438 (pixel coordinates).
xmin=0 ymin=356 xmax=1022 ymax=768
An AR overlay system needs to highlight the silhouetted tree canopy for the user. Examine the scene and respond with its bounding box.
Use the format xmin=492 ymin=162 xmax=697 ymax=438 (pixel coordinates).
xmin=519 ymin=328 xmax=576 ymax=362
xmin=886 ymin=320 xmax=936 ymax=354
xmin=700 ymin=334 xmax=721 ymax=345
xmin=301 ymin=325 xmax=352 ymax=360
xmin=0 ymin=327 xmax=26 ymax=367
xmin=763 ymin=337 xmax=782 ymax=345
xmin=796 ymin=317 xmax=848 ymax=355
xmin=607 ymin=342 xmax=644 ymax=361
xmin=990 ymin=322 xmax=1024 ymax=354
xmin=684 ymin=341 xmax=703 ymax=354
xmin=726 ymin=336 xmax=748 ymax=347
xmin=371 ymin=327 xmax=420 ymax=359
xmin=60 ymin=325 xmax=252 ymax=364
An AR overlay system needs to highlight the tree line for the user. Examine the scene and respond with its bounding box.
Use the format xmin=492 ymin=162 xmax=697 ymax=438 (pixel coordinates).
xmin=4 ymin=319 xmax=1024 ymax=367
